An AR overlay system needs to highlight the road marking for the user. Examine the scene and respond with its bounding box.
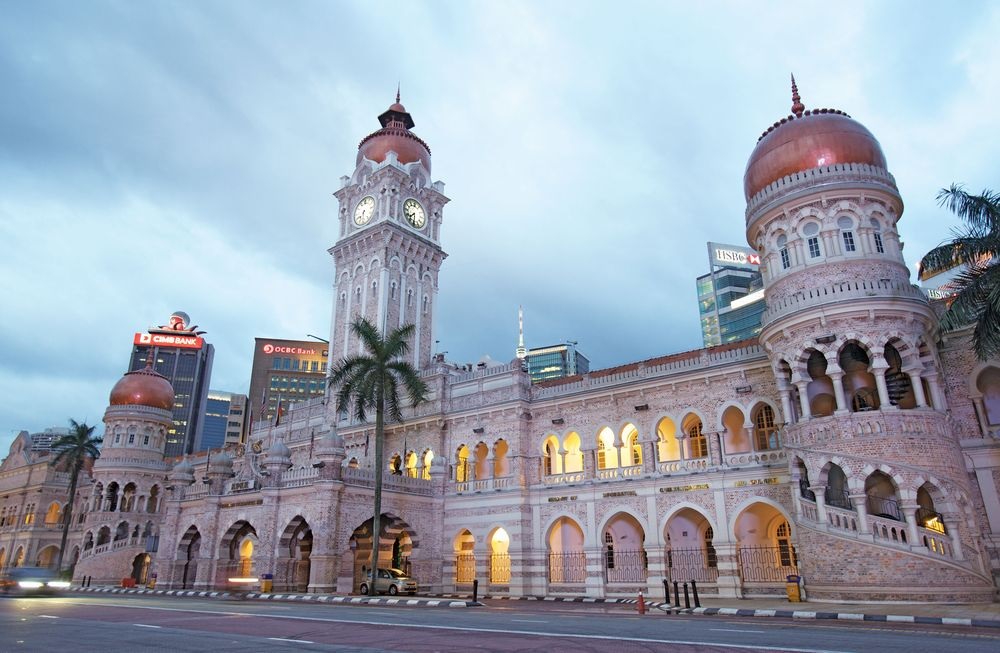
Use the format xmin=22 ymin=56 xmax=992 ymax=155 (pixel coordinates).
xmin=711 ymin=628 xmax=765 ymax=633
xmin=134 ymin=624 xmax=162 ymax=629
xmin=63 ymin=600 xmax=855 ymax=653
xmin=39 ymin=615 xmax=59 ymax=619
xmin=511 ymin=619 xmax=548 ymax=623
xmin=268 ymin=637 xmax=314 ymax=644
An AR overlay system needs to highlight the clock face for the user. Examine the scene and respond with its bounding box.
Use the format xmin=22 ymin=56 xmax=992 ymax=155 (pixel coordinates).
xmin=353 ymin=196 xmax=375 ymax=226
xmin=403 ymin=198 xmax=426 ymax=229
xmin=252 ymin=439 xmax=264 ymax=454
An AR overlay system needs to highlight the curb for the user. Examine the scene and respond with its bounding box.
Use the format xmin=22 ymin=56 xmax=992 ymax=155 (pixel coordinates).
xmin=71 ymin=587 xmax=478 ymax=608
xmin=657 ymin=604 xmax=1000 ymax=629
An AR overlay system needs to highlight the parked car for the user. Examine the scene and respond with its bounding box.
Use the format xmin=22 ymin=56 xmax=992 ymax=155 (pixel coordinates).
xmin=0 ymin=567 xmax=70 ymax=596
xmin=358 ymin=568 xmax=418 ymax=596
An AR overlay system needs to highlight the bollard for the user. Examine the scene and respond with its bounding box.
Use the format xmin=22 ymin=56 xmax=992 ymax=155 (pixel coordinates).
xmin=673 ymin=580 xmax=681 ymax=608
xmin=683 ymin=582 xmax=691 ymax=609
xmin=662 ymin=579 xmax=671 ymax=608
xmin=637 ymin=592 xmax=646 ymax=615
xmin=691 ymin=579 xmax=700 ymax=608
xmin=472 ymin=578 xmax=479 ymax=603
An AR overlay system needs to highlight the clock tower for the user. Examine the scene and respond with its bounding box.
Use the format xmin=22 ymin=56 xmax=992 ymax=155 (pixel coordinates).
xmin=328 ymin=94 xmax=448 ymax=370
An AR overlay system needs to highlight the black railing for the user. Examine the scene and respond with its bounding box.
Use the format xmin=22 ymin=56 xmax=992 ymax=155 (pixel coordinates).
xmin=737 ymin=545 xmax=798 ymax=583
xmin=548 ymin=551 xmax=587 ymax=583
xmin=866 ymin=494 xmax=902 ymax=521
xmin=825 ymin=488 xmax=853 ymax=510
xmin=490 ymin=553 xmax=511 ymax=584
xmin=665 ymin=547 xmax=719 ymax=582
xmin=799 ymin=479 xmax=816 ymax=501
xmin=916 ymin=507 xmax=947 ymax=534
xmin=604 ymin=549 xmax=647 ymax=583
xmin=455 ymin=552 xmax=475 ymax=583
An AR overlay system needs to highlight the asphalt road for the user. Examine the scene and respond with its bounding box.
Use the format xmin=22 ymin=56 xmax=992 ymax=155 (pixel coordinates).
xmin=1 ymin=593 xmax=998 ymax=652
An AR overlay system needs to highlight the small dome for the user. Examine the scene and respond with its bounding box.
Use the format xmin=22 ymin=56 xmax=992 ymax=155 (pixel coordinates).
xmin=744 ymin=78 xmax=887 ymax=200
xmin=170 ymin=456 xmax=195 ymax=481
xmin=268 ymin=437 xmax=291 ymax=459
xmin=109 ymin=361 xmax=174 ymax=411
xmin=208 ymin=451 xmax=233 ymax=472
xmin=356 ymin=95 xmax=431 ymax=172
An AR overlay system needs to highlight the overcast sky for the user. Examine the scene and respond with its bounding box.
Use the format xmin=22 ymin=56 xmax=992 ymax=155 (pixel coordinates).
xmin=2 ymin=1 xmax=998 ymax=454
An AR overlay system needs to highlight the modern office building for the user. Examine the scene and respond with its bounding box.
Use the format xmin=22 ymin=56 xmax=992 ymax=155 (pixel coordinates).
xmin=524 ymin=343 xmax=590 ymax=383
xmin=198 ymin=391 xmax=248 ymax=451
xmin=697 ymin=242 xmax=765 ymax=347
xmin=128 ymin=311 xmax=214 ymax=457
xmin=248 ymin=338 xmax=328 ymax=424
xmin=28 ymin=427 xmax=70 ymax=452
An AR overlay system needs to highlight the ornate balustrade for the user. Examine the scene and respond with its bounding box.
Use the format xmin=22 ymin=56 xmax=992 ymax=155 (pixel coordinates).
xmin=784 ymin=409 xmax=950 ymax=447
xmin=762 ymin=279 xmax=926 ymax=327
xmin=341 ymin=467 xmax=434 ymax=496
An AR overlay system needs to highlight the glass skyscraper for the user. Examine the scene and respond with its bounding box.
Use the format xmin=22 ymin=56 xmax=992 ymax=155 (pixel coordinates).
xmin=697 ymin=242 xmax=765 ymax=347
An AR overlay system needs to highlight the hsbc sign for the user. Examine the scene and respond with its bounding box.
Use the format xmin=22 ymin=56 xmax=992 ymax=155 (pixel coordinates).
xmin=134 ymin=332 xmax=204 ymax=349
xmin=710 ymin=242 xmax=760 ymax=269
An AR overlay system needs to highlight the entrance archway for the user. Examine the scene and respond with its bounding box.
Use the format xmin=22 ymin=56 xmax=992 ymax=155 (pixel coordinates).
xmin=664 ymin=508 xmax=718 ymax=583
xmin=602 ymin=512 xmax=646 ymax=584
xmin=132 ymin=553 xmax=151 ymax=584
xmin=348 ymin=513 xmax=418 ymax=591
xmin=546 ymin=516 xmax=585 ymax=584
xmin=277 ymin=516 xmax=313 ymax=592
xmin=177 ymin=526 xmax=201 ymax=589
xmin=734 ymin=502 xmax=797 ymax=585
xmin=488 ymin=527 xmax=510 ymax=584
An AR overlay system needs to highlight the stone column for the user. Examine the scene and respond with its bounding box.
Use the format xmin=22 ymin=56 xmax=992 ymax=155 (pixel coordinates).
xmin=849 ymin=492 xmax=870 ymax=534
xmin=778 ymin=387 xmax=795 ymax=425
xmin=924 ymin=372 xmax=947 ymax=410
xmin=971 ymin=396 xmax=990 ymax=438
xmin=707 ymin=431 xmax=722 ymax=467
xmin=307 ymin=554 xmax=337 ymax=594
xmin=829 ymin=372 xmax=848 ymax=414
xmin=809 ymin=485 xmax=828 ymax=524
xmin=642 ymin=438 xmax=656 ymax=474
xmin=942 ymin=513 xmax=965 ymax=561
xmin=712 ymin=542 xmax=742 ymax=599
xmin=901 ymin=503 xmax=921 ymax=547
xmin=794 ymin=380 xmax=812 ymax=419
xmin=585 ymin=546 xmax=605 ymax=598
xmin=871 ymin=356 xmax=893 ymax=410
xmin=903 ymin=366 xmax=928 ymax=407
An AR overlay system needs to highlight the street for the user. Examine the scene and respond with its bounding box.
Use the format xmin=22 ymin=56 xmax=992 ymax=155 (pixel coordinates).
xmin=1 ymin=593 xmax=998 ymax=652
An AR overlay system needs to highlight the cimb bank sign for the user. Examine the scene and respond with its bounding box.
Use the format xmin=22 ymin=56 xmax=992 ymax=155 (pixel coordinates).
xmin=709 ymin=242 xmax=760 ymax=269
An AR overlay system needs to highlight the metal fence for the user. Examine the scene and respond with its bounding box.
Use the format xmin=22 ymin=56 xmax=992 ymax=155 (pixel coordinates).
xmin=737 ymin=545 xmax=798 ymax=582
xmin=664 ymin=547 xmax=719 ymax=582
xmin=604 ymin=549 xmax=647 ymax=583
xmin=867 ymin=494 xmax=902 ymax=521
xmin=548 ymin=551 xmax=587 ymax=583
xmin=490 ymin=553 xmax=511 ymax=584
xmin=455 ymin=552 xmax=475 ymax=583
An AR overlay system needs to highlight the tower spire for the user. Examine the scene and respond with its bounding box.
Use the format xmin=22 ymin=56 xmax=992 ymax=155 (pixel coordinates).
xmin=516 ymin=306 xmax=527 ymax=360
xmin=396 ymin=82 xmax=401 ymax=105
xmin=790 ymin=73 xmax=805 ymax=117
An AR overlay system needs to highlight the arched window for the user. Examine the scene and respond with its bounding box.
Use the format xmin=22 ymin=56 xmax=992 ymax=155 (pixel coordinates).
xmin=870 ymin=217 xmax=884 ymax=253
xmin=604 ymin=531 xmax=615 ymax=569
xmin=838 ymin=216 xmax=856 ymax=252
xmin=685 ymin=417 xmax=707 ymax=459
xmin=753 ymin=405 xmax=778 ymax=450
xmin=803 ymin=222 xmax=821 ymax=258
xmin=704 ymin=526 xmax=717 ymax=568
xmin=777 ymin=234 xmax=790 ymax=269
xmin=775 ymin=521 xmax=795 ymax=567
xmin=455 ymin=446 xmax=470 ymax=483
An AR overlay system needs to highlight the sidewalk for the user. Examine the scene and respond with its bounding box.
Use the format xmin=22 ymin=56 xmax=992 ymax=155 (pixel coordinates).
xmin=73 ymin=586 xmax=478 ymax=608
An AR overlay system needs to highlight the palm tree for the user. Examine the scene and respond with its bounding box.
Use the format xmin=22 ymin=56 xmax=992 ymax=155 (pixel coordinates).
xmin=328 ymin=317 xmax=428 ymax=595
xmin=50 ymin=420 xmax=103 ymax=573
xmin=919 ymin=184 xmax=1000 ymax=361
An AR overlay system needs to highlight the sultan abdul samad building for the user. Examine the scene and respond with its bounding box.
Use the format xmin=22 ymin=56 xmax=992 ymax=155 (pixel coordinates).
xmin=6 ymin=82 xmax=1000 ymax=603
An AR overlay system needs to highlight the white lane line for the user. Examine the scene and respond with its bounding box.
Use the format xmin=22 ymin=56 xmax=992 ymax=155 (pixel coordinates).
xmin=711 ymin=628 xmax=765 ymax=633
xmin=64 ymin=600 xmax=854 ymax=653
xmin=39 ymin=615 xmax=59 ymax=619
xmin=134 ymin=624 xmax=162 ymax=629
xmin=268 ymin=638 xmax=314 ymax=644
xmin=511 ymin=619 xmax=548 ymax=623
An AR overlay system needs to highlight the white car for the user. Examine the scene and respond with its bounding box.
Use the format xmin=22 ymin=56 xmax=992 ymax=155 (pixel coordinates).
xmin=358 ymin=568 xmax=418 ymax=596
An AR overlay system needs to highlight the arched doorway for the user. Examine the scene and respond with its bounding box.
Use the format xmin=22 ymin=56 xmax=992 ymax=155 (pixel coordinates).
xmin=218 ymin=520 xmax=257 ymax=586
xmin=664 ymin=508 xmax=718 ymax=584
xmin=547 ymin=516 xmax=585 ymax=584
xmin=277 ymin=516 xmax=313 ymax=592
xmin=35 ymin=545 xmax=59 ymax=568
xmin=177 ymin=526 xmax=201 ymax=589
xmin=734 ymin=502 xmax=797 ymax=586
xmin=348 ymin=514 xmax=418 ymax=592
xmin=602 ymin=512 xmax=646 ymax=584
xmin=453 ymin=530 xmax=475 ymax=584
xmin=132 ymin=553 xmax=151 ymax=584
xmin=488 ymin=527 xmax=510 ymax=584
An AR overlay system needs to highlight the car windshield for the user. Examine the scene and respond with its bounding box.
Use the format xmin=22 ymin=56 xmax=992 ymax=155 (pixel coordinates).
xmin=387 ymin=569 xmax=408 ymax=578
xmin=9 ymin=568 xmax=56 ymax=581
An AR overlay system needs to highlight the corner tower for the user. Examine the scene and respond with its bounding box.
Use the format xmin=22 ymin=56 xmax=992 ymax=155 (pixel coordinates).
xmin=328 ymin=93 xmax=449 ymax=369
xmin=747 ymin=78 xmax=993 ymax=601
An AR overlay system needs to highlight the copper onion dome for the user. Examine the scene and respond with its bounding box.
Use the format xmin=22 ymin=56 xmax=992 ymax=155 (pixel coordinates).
xmin=108 ymin=357 xmax=175 ymax=410
xmin=743 ymin=75 xmax=887 ymax=200
xmin=356 ymin=89 xmax=431 ymax=172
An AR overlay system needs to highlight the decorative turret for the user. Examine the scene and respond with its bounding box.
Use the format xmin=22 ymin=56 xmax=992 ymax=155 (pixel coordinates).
xmin=313 ymin=431 xmax=346 ymax=480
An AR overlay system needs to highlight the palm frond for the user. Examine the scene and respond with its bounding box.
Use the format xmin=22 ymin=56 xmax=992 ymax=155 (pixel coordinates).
xmin=937 ymin=184 xmax=1000 ymax=233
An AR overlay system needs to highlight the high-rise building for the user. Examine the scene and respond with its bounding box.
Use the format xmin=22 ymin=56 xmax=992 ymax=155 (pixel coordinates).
xmin=248 ymin=338 xmax=328 ymax=424
xmin=28 ymin=427 xmax=70 ymax=452
xmin=199 ymin=391 xmax=248 ymax=451
xmin=697 ymin=242 xmax=765 ymax=347
xmin=525 ymin=343 xmax=590 ymax=383
xmin=128 ymin=311 xmax=214 ymax=458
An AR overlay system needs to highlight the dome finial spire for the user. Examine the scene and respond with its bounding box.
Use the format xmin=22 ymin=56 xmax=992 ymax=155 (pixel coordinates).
xmin=791 ymin=73 xmax=805 ymax=117
xmin=396 ymin=82 xmax=400 ymax=105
